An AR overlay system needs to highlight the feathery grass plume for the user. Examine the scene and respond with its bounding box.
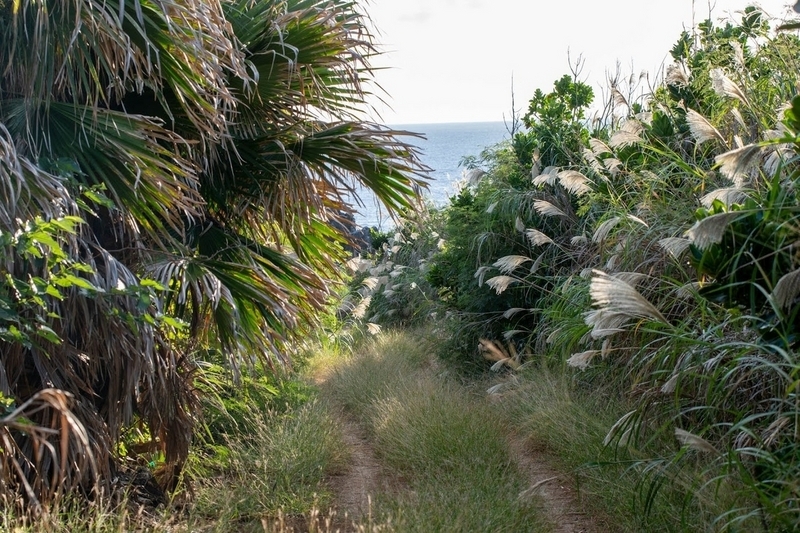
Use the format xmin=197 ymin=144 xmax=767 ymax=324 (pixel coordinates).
xmin=474 ymin=265 xmax=491 ymax=286
xmin=526 ymin=229 xmax=554 ymax=246
xmin=730 ymin=107 xmax=747 ymax=130
xmin=503 ymin=308 xmax=527 ymax=319
xmin=486 ymin=275 xmax=518 ymax=295
xmin=515 ymin=217 xmax=526 ymax=232
xmin=715 ymin=144 xmax=762 ymax=187
xmin=567 ymin=350 xmax=599 ymax=370
xmin=558 ymin=170 xmax=592 ymax=196
xmin=700 ymin=188 xmax=748 ymax=208
xmin=582 ymin=147 xmax=606 ymax=176
xmin=351 ymin=295 xmax=372 ymax=319
xmin=611 ymin=87 xmax=630 ymax=111
xmin=493 ymin=255 xmax=532 ymax=274
xmin=530 ymin=251 xmax=546 ymax=274
xmin=604 ymin=410 xmax=637 ymax=446
xmin=710 ymin=68 xmax=750 ymax=107
xmin=613 ymin=271 xmax=647 ymax=288
xmin=674 ymin=428 xmax=718 ymax=454
xmin=590 ymin=138 xmax=612 ymax=156
xmin=572 ymin=235 xmax=588 ymax=246
xmin=592 ymin=216 xmax=622 ymax=244
xmin=585 ymin=270 xmax=668 ymax=338
xmin=465 ymin=168 xmax=486 ymax=187
xmin=658 ymin=237 xmax=692 ymax=258
xmin=665 ymin=62 xmax=691 ymax=87
xmin=366 ymin=322 xmax=382 ymax=335
xmin=602 ymin=157 xmax=622 ymax=176
xmin=686 ymin=108 xmax=727 ymax=145
xmin=661 ymin=373 xmax=679 ymax=394
xmin=685 ymin=212 xmax=740 ymax=249
xmin=362 ymin=276 xmax=380 ymax=291
xmin=534 ymin=200 xmax=568 ymax=218
xmin=532 ymin=166 xmax=559 ymax=186
xmin=771 ymin=268 xmax=800 ymax=310
xmin=530 ymin=148 xmax=541 ymax=179
xmin=486 ymin=201 xmax=498 ymax=214
xmin=675 ymin=281 xmax=702 ymax=300
xmin=609 ymin=119 xmax=643 ymax=148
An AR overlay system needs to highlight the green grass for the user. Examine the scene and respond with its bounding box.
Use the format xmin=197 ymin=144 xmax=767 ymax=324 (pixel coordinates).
xmin=493 ymin=365 xmax=761 ymax=533
xmin=187 ymin=398 xmax=348 ymax=527
xmin=323 ymin=329 xmax=551 ymax=532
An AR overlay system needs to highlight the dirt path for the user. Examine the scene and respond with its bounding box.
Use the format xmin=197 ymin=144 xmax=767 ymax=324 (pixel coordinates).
xmin=509 ymin=433 xmax=602 ymax=533
xmin=327 ymin=412 xmax=384 ymax=523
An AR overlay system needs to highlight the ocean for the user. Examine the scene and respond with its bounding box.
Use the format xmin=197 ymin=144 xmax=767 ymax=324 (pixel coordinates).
xmin=352 ymin=121 xmax=509 ymax=229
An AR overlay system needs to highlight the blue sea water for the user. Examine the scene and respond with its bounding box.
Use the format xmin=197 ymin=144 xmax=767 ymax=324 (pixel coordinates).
xmin=353 ymin=121 xmax=510 ymax=229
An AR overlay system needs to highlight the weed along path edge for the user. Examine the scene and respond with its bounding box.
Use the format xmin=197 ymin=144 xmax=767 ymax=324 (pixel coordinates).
xmin=314 ymin=329 xmax=602 ymax=532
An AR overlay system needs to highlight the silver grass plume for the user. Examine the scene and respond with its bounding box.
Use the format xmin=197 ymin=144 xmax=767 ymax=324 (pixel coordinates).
xmin=567 ymin=350 xmax=599 ymax=370
xmin=686 ymin=108 xmax=726 ymax=145
xmin=474 ymin=265 xmax=491 ymax=286
xmin=534 ymin=200 xmax=568 ymax=218
xmin=700 ymin=188 xmax=748 ymax=208
xmin=715 ymin=144 xmax=762 ymax=187
xmin=658 ymin=237 xmax=692 ymax=258
xmin=684 ymin=212 xmax=740 ymax=249
xmin=583 ymin=148 xmax=606 ymax=176
xmin=675 ymin=428 xmax=718 ymax=454
xmin=665 ymin=62 xmax=691 ymax=87
xmin=558 ymin=170 xmax=592 ymax=196
xmin=730 ymin=107 xmax=747 ymax=130
xmin=493 ymin=255 xmax=532 ymax=274
xmin=572 ymin=235 xmax=588 ymax=246
xmin=611 ymin=87 xmax=630 ymax=111
xmin=592 ymin=216 xmax=622 ymax=244
xmin=533 ymin=166 xmax=559 ymax=186
xmin=526 ymin=229 xmax=554 ymax=246
xmin=590 ymin=138 xmax=612 ymax=156
xmin=602 ymin=157 xmax=622 ymax=176
xmin=486 ymin=275 xmax=518 ymax=294
xmin=585 ymin=270 xmax=668 ymax=338
xmin=675 ymin=281 xmax=702 ymax=300
xmin=609 ymin=119 xmax=644 ymax=149
xmin=771 ymin=268 xmax=800 ymax=311
xmin=710 ymin=68 xmax=750 ymax=107
xmin=465 ymin=168 xmax=486 ymax=187
xmin=515 ymin=217 xmax=526 ymax=232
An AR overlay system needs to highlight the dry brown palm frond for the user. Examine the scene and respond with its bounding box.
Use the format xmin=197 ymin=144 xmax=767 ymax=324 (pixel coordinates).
xmin=486 ymin=275 xmax=518 ymax=295
xmin=675 ymin=428 xmax=718 ymax=454
xmin=715 ymin=144 xmax=762 ymax=187
xmin=493 ymin=255 xmax=532 ymax=274
xmin=772 ymin=268 xmax=800 ymax=311
xmin=585 ymin=270 xmax=668 ymax=338
xmin=557 ymin=170 xmax=592 ymax=196
xmin=701 ymin=188 xmax=749 ymax=208
xmin=710 ymin=68 xmax=750 ymax=107
xmin=0 ymin=389 xmax=98 ymax=513
xmin=534 ymin=200 xmax=568 ymax=219
xmin=685 ymin=212 xmax=740 ymax=249
xmin=526 ymin=229 xmax=554 ymax=246
xmin=685 ymin=109 xmax=726 ymax=145
xmin=658 ymin=237 xmax=692 ymax=258
xmin=665 ymin=62 xmax=691 ymax=87
xmin=567 ymin=350 xmax=599 ymax=370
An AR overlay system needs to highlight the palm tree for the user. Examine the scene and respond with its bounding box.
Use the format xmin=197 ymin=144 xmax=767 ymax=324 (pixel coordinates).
xmin=0 ymin=0 xmax=425 ymax=509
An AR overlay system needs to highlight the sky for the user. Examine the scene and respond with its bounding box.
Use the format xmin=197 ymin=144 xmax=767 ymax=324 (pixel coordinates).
xmin=363 ymin=0 xmax=796 ymax=125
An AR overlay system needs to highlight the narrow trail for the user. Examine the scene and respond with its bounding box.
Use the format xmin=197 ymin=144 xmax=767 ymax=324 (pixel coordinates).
xmin=509 ymin=433 xmax=603 ymax=533
xmin=327 ymin=412 xmax=384 ymax=523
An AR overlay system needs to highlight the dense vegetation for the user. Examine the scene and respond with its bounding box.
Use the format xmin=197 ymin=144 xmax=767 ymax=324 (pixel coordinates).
xmin=349 ymin=7 xmax=800 ymax=531
xmin=0 ymin=0 xmax=424 ymax=517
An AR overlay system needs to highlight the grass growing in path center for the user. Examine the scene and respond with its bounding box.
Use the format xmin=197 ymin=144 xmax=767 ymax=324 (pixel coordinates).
xmin=321 ymin=329 xmax=551 ymax=532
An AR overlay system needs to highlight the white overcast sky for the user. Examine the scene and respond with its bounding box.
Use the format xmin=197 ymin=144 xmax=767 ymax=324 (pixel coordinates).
xmin=363 ymin=1 xmax=796 ymax=125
